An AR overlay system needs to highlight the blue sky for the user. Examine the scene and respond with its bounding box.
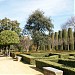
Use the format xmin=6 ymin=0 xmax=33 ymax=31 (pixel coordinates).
xmin=0 ymin=0 xmax=74 ymax=32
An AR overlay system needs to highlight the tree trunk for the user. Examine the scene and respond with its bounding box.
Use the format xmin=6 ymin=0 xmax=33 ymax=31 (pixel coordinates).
xmin=68 ymin=44 xmax=69 ymax=51
xmin=8 ymin=45 xmax=10 ymax=57
xmin=36 ymin=42 xmax=39 ymax=51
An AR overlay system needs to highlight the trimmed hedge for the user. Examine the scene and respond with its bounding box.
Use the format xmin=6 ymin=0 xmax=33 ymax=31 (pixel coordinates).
xmin=17 ymin=54 xmax=59 ymax=65
xmin=30 ymin=53 xmax=49 ymax=57
xmin=36 ymin=60 xmax=75 ymax=75
xmin=58 ymin=54 xmax=69 ymax=59
xmin=69 ymin=56 xmax=75 ymax=60
xmin=58 ymin=59 xmax=75 ymax=67
xmin=17 ymin=54 xmax=36 ymax=65
xmin=30 ymin=53 xmax=59 ymax=57
xmin=49 ymin=58 xmax=75 ymax=67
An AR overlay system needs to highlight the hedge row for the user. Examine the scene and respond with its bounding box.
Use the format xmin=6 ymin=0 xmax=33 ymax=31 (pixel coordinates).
xmin=17 ymin=54 xmax=59 ymax=65
xmin=49 ymin=53 xmax=69 ymax=59
xmin=58 ymin=54 xmax=69 ymax=59
xmin=10 ymin=53 xmax=75 ymax=75
xmin=58 ymin=59 xmax=75 ymax=67
xmin=30 ymin=53 xmax=69 ymax=59
xmin=49 ymin=59 xmax=75 ymax=67
xmin=36 ymin=60 xmax=75 ymax=75
xmin=30 ymin=53 xmax=49 ymax=57
xmin=17 ymin=54 xmax=36 ymax=65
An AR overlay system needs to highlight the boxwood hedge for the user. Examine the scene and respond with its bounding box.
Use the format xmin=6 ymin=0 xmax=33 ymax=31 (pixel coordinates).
xmin=17 ymin=54 xmax=59 ymax=65
xmin=36 ymin=60 xmax=75 ymax=75
xmin=58 ymin=59 xmax=75 ymax=67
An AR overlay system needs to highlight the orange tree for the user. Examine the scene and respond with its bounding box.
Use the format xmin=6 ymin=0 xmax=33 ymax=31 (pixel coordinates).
xmin=0 ymin=30 xmax=20 ymax=55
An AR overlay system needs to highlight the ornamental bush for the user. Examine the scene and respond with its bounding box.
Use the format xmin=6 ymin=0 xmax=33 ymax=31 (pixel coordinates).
xmin=0 ymin=30 xmax=20 ymax=45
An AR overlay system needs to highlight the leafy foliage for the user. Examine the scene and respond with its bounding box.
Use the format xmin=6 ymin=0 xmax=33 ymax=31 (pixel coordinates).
xmin=0 ymin=17 xmax=21 ymax=35
xmin=0 ymin=30 xmax=20 ymax=45
xmin=68 ymin=28 xmax=74 ymax=50
xmin=23 ymin=10 xmax=53 ymax=34
xmin=23 ymin=10 xmax=54 ymax=51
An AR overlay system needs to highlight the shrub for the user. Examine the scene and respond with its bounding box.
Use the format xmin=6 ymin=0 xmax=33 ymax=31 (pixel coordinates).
xmin=17 ymin=54 xmax=36 ymax=65
xmin=58 ymin=59 xmax=75 ymax=67
xmin=36 ymin=60 xmax=75 ymax=75
xmin=30 ymin=53 xmax=59 ymax=57
xmin=30 ymin=53 xmax=49 ymax=57
xmin=17 ymin=54 xmax=59 ymax=65
xmin=59 ymin=54 xmax=69 ymax=59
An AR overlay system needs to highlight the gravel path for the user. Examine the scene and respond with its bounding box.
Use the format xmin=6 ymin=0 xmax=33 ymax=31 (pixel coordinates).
xmin=0 ymin=57 xmax=43 ymax=75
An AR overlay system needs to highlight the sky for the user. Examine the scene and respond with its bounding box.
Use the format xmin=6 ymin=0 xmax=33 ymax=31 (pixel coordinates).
xmin=0 ymin=0 xmax=74 ymax=32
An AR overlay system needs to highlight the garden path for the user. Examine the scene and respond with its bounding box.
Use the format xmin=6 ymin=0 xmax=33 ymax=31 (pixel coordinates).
xmin=0 ymin=57 xmax=43 ymax=75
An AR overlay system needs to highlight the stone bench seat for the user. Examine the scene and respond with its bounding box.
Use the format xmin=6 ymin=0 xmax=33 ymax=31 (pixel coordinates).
xmin=43 ymin=67 xmax=63 ymax=75
xmin=13 ymin=55 xmax=22 ymax=61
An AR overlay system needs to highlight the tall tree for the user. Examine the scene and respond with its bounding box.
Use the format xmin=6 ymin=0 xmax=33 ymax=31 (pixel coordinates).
xmin=61 ymin=16 xmax=75 ymax=50
xmin=23 ymin=10 xmax=54 ymax=51
xmin=0 ymin=17 xmax=21 ymax=35
xmin=58 ymin=31 xmax=63 ymax=50
xmin=62 ymin=29 xmax=67 ymax=50
xmin=54 ymin=32 xmax=58 ymax=50
xmin=51 ymin=33 xmax=54 ymax=50
xmin=68 ymin=28 xmax=74 ymax=50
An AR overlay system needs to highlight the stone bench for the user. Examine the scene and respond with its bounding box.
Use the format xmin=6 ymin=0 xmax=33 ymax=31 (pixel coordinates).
xmin=43 ymin=67 xmax=63 ymax=75
xmin=13 ymin=55 xmax=22 ymax=61
xmin=17 ymin=56 xmax=22 ymax=62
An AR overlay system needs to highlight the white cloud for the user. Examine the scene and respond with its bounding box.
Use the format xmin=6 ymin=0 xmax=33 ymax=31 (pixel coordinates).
xmin=0 ymin=0 xmax=74 ymax=29
xmin=0 ymin=0 xmax=73 ymax=17
xmin=9 ymin=0 xmax=73 ymax=16
xmin=74 ymin=0 xmax=75 ymax=16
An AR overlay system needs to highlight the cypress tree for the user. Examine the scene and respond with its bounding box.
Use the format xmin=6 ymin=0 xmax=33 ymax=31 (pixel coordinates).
xmin=54 ymin=32 xmax=58 ymax=50
xmin=58 ymin=31 xmax=63 ymax=50
xmin=68 ymin=28 xmax=74 ymax=50
xmin=51 ymin=33 xmax=54 ymax=50
xmin=47 ymin=36 xmax=51 ymax=50
xmin=74 ymin=31 xmax=75 ymax=50
xmin=62 ymin=29 xmax=67 ymax=50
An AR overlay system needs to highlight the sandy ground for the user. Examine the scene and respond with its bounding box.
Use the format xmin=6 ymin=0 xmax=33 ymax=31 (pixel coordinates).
xmin=0 ymin=57 xmax=43 ymax=75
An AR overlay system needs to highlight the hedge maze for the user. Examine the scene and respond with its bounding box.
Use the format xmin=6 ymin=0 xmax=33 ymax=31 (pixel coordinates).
xmin=10 ymin=52 xmax=75 ymax=75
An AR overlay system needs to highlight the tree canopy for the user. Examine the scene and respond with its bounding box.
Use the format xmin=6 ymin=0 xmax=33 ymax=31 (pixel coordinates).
xmin=0 ymin=17 xmax=21 ymax=35
xmin=23 ymin=10 xmax=54 ymax=51
xmin=23 ymin=10 xmax=54 ymax=35
xmin=0 ymin=30 xmax=20 ymax=46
